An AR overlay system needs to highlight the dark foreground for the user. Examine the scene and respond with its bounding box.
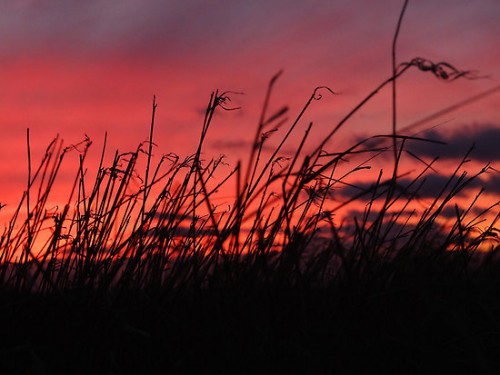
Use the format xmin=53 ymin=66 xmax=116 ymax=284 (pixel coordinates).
xmin=2 ymin=250 xmax=500 ymax=375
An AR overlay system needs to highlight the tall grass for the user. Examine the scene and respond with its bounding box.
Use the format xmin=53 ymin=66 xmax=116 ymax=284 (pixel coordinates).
xmin=0 ymin=65 xmax=496 ymax=296
xmin=1 ymin=2 xmax=499 ymax=373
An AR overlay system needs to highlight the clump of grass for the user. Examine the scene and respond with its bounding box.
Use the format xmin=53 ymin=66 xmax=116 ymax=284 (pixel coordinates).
xmin=0 ymin=1 xmax=499 ymax=373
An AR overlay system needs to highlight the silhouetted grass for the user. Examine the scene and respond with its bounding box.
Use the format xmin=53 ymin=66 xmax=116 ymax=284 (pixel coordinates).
xmin=1 ymin=3 xmax=499 ymax=374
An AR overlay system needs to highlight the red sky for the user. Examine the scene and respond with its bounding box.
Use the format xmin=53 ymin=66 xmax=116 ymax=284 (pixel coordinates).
xmin=0 ymin=0 xmax=499 ymax=224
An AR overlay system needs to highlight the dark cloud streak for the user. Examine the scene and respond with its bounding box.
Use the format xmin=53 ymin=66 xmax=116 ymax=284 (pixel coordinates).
xmin=337 ymin=169 xmax=500 ymax=203
xmin=406 ymin=125 xmax=500 ymax=163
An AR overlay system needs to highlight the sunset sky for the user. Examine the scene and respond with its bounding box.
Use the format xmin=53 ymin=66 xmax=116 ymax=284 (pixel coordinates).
xmin=0 ymin=0 xmax=499 ymax=221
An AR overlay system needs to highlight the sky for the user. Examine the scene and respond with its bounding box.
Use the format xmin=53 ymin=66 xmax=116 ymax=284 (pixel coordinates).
xmin=0 ymin=0 xmax=499 ymax=224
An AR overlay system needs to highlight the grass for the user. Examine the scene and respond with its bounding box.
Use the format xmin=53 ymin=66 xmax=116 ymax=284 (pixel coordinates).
xmin=1 ymin=2 xmax=500 ymax=374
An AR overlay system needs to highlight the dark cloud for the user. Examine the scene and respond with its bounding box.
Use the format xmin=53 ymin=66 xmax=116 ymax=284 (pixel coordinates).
xmin=340 ymin=203 xmax=496 ymax=245
xmin=337 ymin=170 xmax=500 ymax=202
xmin=354 ymin=124 xmax=500 ymax=164
xmin=438 ymin=204 xmax=495 ymax=220
xmin=481 ymin=173 xmax=500 ymax=194
xmin=341 ymin=208 xmax=420 ymax=242
xmin=406 ymin=124 xmax=500 ymax=163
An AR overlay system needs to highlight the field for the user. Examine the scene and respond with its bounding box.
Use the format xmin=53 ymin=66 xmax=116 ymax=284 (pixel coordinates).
xmin=1 ymin=3 xmax=499 ymax=374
